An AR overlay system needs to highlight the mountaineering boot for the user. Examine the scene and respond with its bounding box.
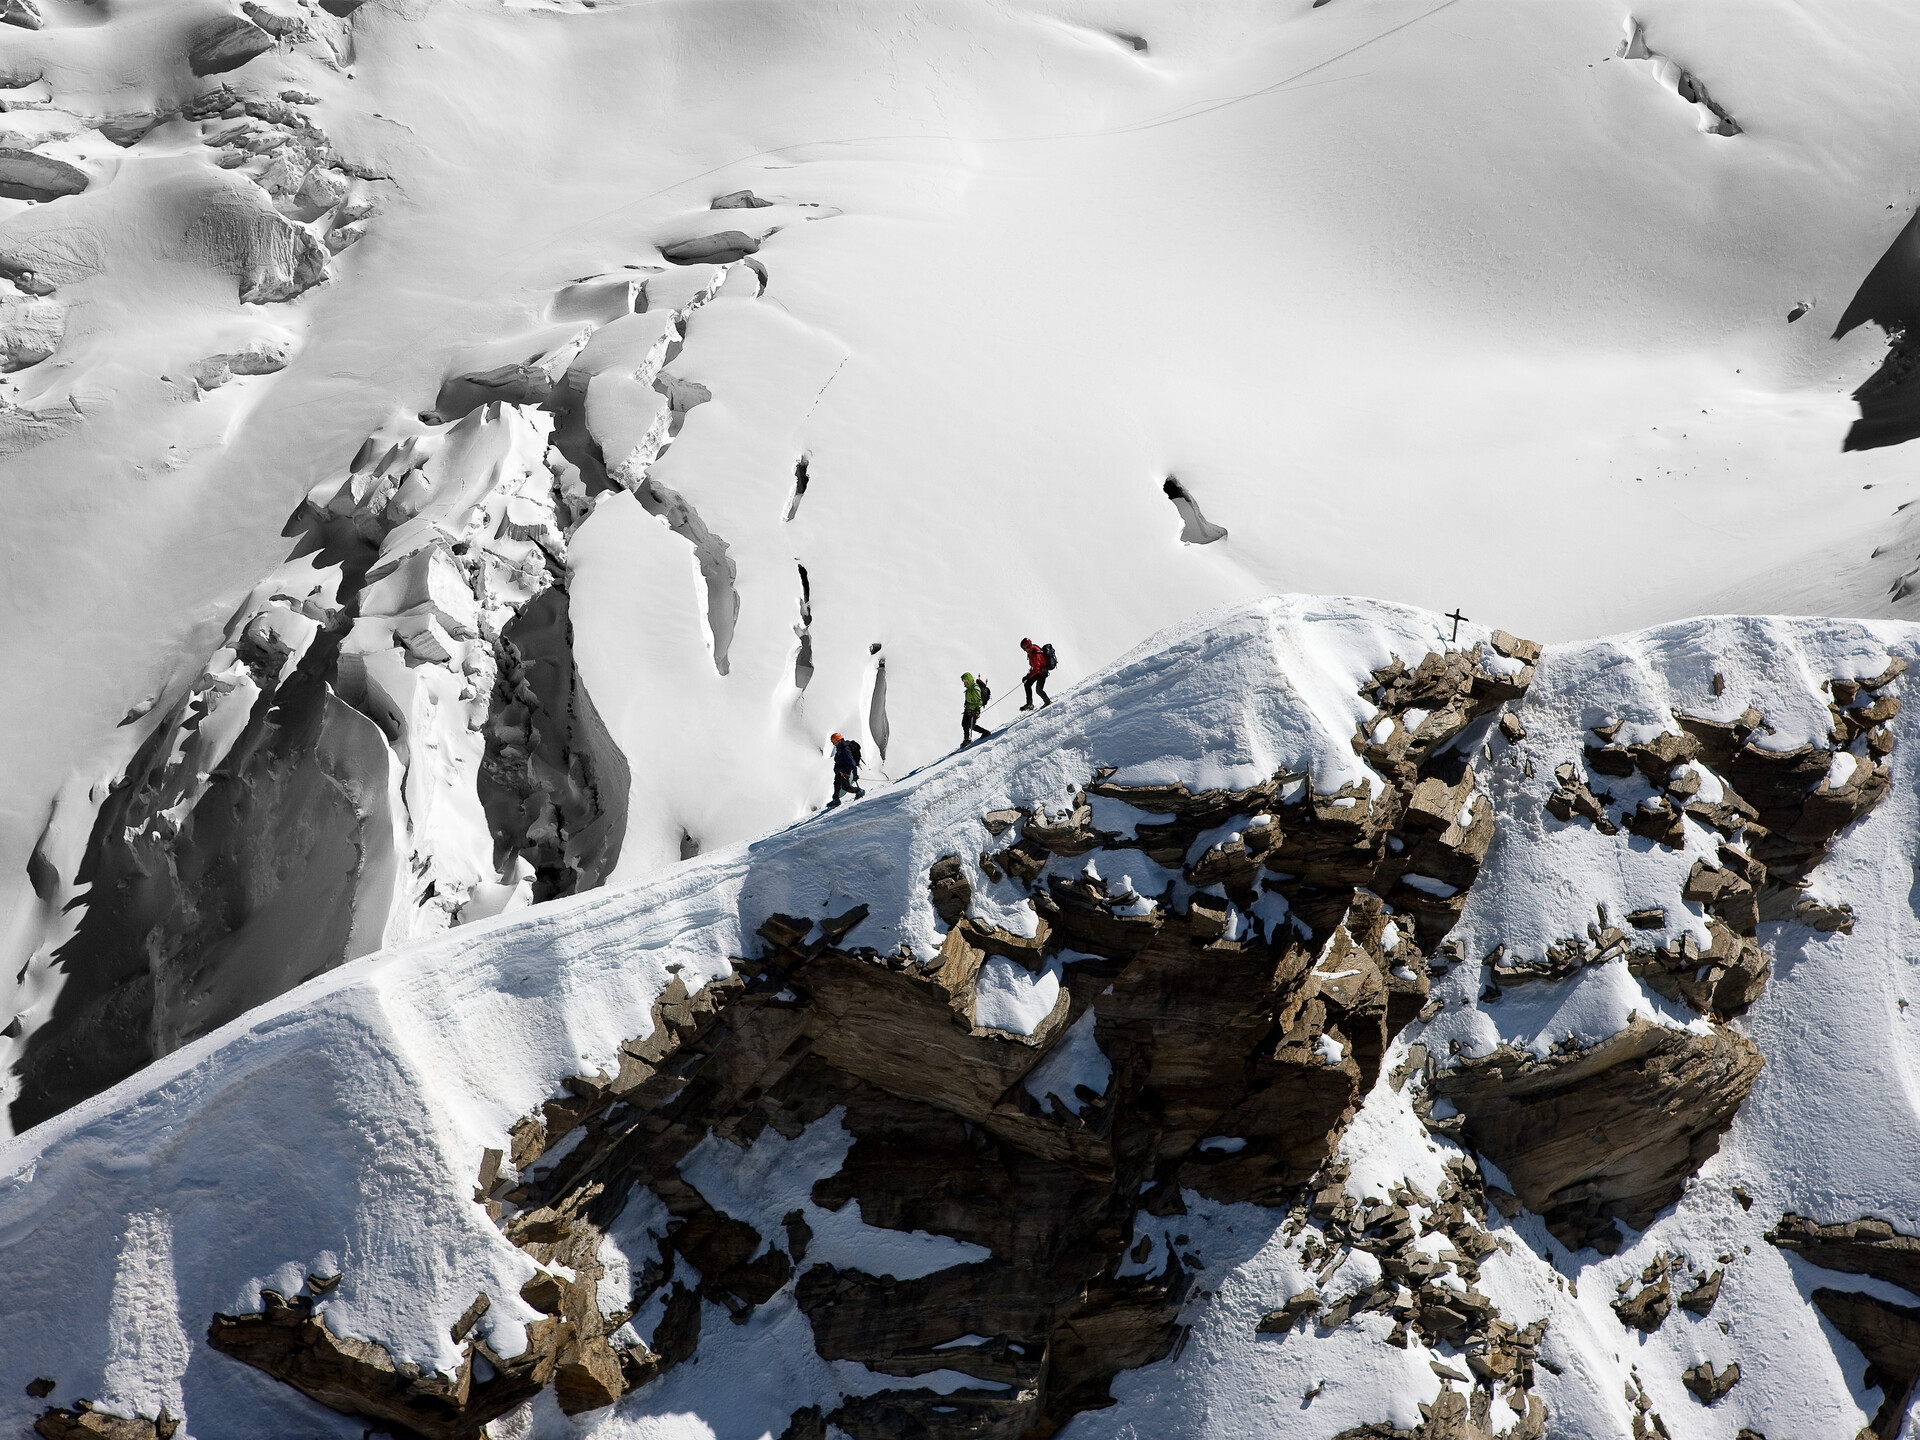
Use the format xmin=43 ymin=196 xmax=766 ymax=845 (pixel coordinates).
xmin=1020 ymin=703 xmax=1033 ymax=711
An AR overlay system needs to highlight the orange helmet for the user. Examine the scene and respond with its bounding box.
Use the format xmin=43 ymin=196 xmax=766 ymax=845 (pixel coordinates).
xmin=830 ymin=732 xmax=843 ymax=743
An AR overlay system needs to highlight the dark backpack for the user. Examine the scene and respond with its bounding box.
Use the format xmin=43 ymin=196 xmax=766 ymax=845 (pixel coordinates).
xmin=847 ymin=739 xmax=863 ymax=768
xmin=977 ymin=676 xmax=991 ymax=706
xmin=1041 ymin=643 xmax=1057 ymax=671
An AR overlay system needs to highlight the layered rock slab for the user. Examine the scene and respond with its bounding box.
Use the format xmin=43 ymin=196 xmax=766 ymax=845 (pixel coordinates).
xmin=1434 ymin=1018 xmax=1761 ymax=1254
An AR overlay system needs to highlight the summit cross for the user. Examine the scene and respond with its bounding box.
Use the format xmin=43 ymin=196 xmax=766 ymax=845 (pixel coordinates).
xmin=1446 ymin=609 xmax=1468 ymax=642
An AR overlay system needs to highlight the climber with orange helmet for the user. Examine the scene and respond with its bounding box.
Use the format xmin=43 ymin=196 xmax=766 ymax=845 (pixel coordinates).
xmin=827 ymin=732 xmax=864 ymax=808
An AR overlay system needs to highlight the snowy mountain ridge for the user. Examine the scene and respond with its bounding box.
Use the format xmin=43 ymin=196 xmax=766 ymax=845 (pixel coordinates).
xmin=5 ymin=595 xmax=1920 ymax=1440
xmin=13 ymin=2 xmax=1920 ymax=1437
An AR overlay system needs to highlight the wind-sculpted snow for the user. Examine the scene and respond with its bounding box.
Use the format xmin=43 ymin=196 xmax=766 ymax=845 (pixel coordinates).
xmin=1 ymin=597 xmax=1917 ymax=1440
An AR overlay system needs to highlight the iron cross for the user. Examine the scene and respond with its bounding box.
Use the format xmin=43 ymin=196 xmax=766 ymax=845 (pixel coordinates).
xmin=1446 ymin=609 xmax=1468 ymax=642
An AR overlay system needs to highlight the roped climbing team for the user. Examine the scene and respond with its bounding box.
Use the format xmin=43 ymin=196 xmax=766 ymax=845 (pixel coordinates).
xmin=823 ymin=636 xmax=1059 ymax=806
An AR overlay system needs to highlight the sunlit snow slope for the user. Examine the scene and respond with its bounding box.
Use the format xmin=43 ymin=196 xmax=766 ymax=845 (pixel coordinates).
xmin=7 ymin=0 xmax=1920 ymax=936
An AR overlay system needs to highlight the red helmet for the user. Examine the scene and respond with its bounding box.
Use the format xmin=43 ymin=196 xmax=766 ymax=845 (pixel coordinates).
xmin=830 ymin=732 xmax=843 ymax=743
xmin=1021 ymin=637 xmax=1031 ymax=646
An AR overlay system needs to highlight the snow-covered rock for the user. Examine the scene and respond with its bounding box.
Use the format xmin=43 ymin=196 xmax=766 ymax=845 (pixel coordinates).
xmin=3 ymin=597 xmax=1919 ymax=1440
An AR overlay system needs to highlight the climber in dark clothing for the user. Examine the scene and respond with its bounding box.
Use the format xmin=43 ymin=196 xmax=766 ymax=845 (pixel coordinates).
xmin=961 ymin=673 xmax=991 ymax=746
xmin=828 ymin=732 xmax=864 ymax=807
xmin=1020 ymin=638 xmax=1054 ymax=710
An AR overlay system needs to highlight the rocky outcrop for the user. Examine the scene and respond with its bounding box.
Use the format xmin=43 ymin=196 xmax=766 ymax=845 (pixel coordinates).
xmin=206 ymin=1285 xmax=567 ymax=1440
xmin=1446 ymin=657 xmax=1897 ymax=1250
xmin=1673 ymin=665 xmax=1899 ymax=882
xmin=1286 ymin=1158 xmax=1550 ymax=1439
xmin=1765 ymin=1212 xmax=1920 ymax=1436
xmin=1769 ymin=1212 xmax=1920 ymax=1293
xmin=33 ymin=1404 xmax=178 ymax=1440
xmin=1806 ymin=1289 xmax=1920 ymax=1438
xmin=1433 ymin=1018 xmax=1762 ymax=1253
xmin=1604 ymin=1250 xmax=1720 ymax=1336
xmin=211 ymin=639 xmax=1550 ymax=1435
xmin=1680 ymin=1359 xmax=1739 ymax=1404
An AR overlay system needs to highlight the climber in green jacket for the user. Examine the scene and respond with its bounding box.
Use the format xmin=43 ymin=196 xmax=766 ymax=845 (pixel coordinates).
xmin=960 ymin=672 xmax=991 ymax=747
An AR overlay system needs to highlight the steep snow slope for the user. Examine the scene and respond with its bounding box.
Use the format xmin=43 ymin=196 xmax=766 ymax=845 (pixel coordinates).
xmin=2 ymin=596 xmax=1918 ymax=1440
xmin=11 ymin=0 xmax=1920 ymax=1108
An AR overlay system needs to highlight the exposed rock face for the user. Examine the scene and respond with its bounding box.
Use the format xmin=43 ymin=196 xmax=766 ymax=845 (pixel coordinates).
xmin=1769 ymin=1211 xmax=1920 ymax=1293
xmin=34 ymin=1405 xmax=178 ymax=1439
xmin=1 ymin=0 xmax=44 ymax=31
xmin=1680 ymin=1358 xmax=1739 ymax=1404
xmin=1807 ymin=1289 xmax=1920 ymax=1438
xmin=1674 ymin=663 xmax=1900 ymax=881
xmin=1434 ymin=1018 xmax=1762 ymax=1254
xmin=206 ymin=1286 xmax=564 ymax=1440
xmin=1286 ymin=1158 xmax=1550 ymax=1439
xmin=1767 ymin=1212 xmax=1920 ymax=1436
xmin=1446 ymin=656 xmax=1897 ymax=1252
xmin=212 ymin=639 xmax=1554 ymax=1435
xmin=0 ymin=149 xmax=88 ymax=203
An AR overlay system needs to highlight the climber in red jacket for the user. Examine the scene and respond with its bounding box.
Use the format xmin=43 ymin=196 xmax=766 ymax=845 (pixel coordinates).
xmin=1020 ymin=638 xmax=1055 ymax=710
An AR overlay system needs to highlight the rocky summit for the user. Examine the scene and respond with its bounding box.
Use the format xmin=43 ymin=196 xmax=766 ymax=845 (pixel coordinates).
xmin=0 ymin=597 xmax=1915 ymax=1439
